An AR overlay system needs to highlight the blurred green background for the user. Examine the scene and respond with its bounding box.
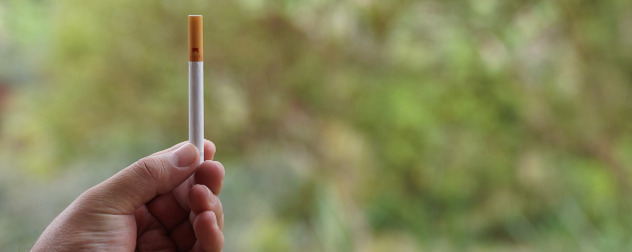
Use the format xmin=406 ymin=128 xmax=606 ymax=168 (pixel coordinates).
xmin=1 ymin=0 xmax=632 ymax=251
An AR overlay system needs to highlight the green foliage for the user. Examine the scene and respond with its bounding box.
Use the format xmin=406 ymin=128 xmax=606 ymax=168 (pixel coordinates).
xmin=1 ymin=0 xmax=632 ymax=250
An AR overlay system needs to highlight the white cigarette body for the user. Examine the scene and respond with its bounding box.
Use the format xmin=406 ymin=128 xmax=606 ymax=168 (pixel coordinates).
xmin=189 ymin=15 xmax=204 ymax=162
xmin=189 ymin=61 xmax=204 ymax=162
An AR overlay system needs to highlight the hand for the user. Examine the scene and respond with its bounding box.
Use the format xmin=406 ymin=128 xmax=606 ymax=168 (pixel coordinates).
xmin=32 ymin=140 xmax=225 ymax=251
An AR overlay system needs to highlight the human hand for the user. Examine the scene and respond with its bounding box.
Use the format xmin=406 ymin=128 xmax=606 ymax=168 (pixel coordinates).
xmin=32 ymin=140 xmax=225 ymax=251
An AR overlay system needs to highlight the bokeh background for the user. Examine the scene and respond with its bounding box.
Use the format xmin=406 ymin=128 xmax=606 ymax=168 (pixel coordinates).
xmin=1 ymin=0 xmax=632 ymax=251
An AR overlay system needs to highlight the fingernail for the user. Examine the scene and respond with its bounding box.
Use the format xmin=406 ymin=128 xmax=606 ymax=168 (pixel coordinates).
xmin=213 ymin=161 xmax=225 ymax=177
xmin=170 ymin=143 xmax=198 ymax=167
xmin=206 ymin=187 xmax=217 ymax=205
xmin=209 ymin=211 xmax=219 ymax=229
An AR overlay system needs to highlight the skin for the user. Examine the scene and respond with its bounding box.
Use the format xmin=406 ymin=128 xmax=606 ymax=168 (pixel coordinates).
xmin=32 ymin=140 xmax=225 ymax=252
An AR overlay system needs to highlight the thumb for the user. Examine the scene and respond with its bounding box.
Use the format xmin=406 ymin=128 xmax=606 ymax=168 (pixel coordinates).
xmin=83 ymin=143 xmax=200 ymax=214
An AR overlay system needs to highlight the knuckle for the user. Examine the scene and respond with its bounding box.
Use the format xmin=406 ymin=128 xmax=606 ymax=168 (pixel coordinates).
xmin=134 ymin=157 xmax=165 ymax=184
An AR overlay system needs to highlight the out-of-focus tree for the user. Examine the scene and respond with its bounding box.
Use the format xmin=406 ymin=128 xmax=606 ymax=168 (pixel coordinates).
xmin=1 ymin=0 xmax=632 ymax=250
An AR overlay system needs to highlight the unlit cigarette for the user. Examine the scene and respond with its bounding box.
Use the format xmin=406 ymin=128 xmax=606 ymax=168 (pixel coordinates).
xmin=189 ymin=15 xmax=204 ymax=163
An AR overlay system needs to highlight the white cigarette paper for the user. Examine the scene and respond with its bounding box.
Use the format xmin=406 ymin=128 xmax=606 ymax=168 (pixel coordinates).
xmin=189 ymin=61 xmax=204 ymax=162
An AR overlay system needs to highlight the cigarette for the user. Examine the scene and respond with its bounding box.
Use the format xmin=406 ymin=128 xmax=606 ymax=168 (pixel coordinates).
xmin=188 ymin=15 xmax=204 ymax=163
